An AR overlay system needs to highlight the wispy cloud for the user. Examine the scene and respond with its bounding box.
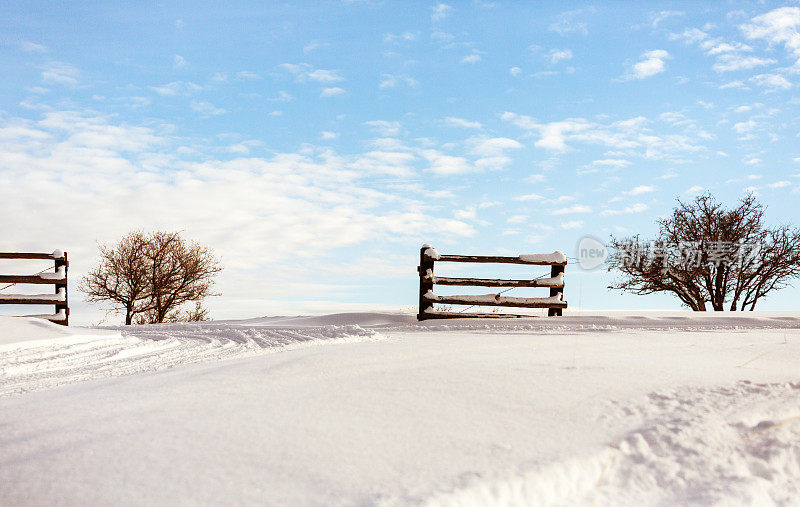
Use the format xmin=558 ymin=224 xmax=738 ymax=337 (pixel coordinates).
xmin=444 ymin=117 xmax=482 ymax=129
xmin=173 ymin=55 xmax=188 ymax=69
xmin=600 ymin=203 xmax=648 ymax=216
xmin=303 ymin=40 xmax=329 ymax=54
xmin=150 ymin=81 xmax=202 ymax=96
xmin=40 ymin=62 xmax=80 ymax=86
xmin=547 ymin=49 xmax=573 ymax=64
xmin=364 ymin=120 xmax=402 ymax=136
xmin=379 ymin=74 xmax=418 ymax=89
xmin=624 ymin=185 xmax=655 ymax=196
xmin=551 ymin=205 xmax=592 ymax=215
xmin=712 ymin=54 xmax=775 ymax=72
xmin=549 ymin=8 xmax=595 ymax=35
xmin=20 ymin=41 xmax=47 ymax=53
xmin=280 ymin=63 xmax=344 ymax=83
xmin=191 ymin=101 xmax=227 ymax=116
xmin=383 ymin=32 xmax=417 ymax=43
xmin=235 ymin=71 xmax=261 ymax=80
xmin=431 ymin=3 xmax=452 ymax=22
xmin=650 ymin=10 xmax=684 ymax=28
xmin=320 ymin=87 xmax=346 ymax=97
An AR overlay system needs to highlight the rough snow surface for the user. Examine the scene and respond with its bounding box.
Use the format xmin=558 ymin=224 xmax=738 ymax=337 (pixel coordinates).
xmin=2 ymin=312 xmax=800 ymax=505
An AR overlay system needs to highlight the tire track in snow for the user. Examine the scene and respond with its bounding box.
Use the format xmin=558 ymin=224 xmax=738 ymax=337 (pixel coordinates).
xmin=0 ymin=323 xmax=384 ymax=397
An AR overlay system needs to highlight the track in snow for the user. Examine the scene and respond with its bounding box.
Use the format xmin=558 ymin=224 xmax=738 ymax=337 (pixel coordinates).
xmin=0 ymin=323 xmax=384 ymax=397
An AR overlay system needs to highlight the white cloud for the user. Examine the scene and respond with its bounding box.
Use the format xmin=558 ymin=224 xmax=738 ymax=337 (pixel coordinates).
xmin=173 ymin=55 xmax=188 ymax=69
xmin=235 ymin=71 xmax=261 ymax=80
xmin=623 ymin=49 xmax=671 ymax=80
xmin=625 ymin=185 xmax=655 ymax=196
xmin=740 ymin=7 xmax=800 ymax=64
xmin=379 ymin=74 xmax=418 ymax=89
xmin=280 ymin=63 xmax=344 ymax=83
xmin=591 ymin=159 xmax=632 ymax=168
xmin=320 ymin=131 xmax=339 ymax=140
xmin=719 ymin=80 xmax=746 ymax=89
xmin=705 ymin=42 xmax=752 ymax=56
xmin=669 ymin=27 xmax=708 ymax=45
xmin=150 ymin=81 xmax=202 ymax=96
xmin=600 ymin=203 xmax=648 ymax=216
xmin=551 ymin=205 xmax=592 ymax=215
xmin=21 ymin=41 xmax=48 ymax=53
xmin=750 ymin=73 xmax=792 ymax=90
xmin=712 ymin=54 xmax=776 ymax=72
xmin=364 ymin=120 xmax=401 ymax=136
xmin=349 ymin=151 xmax=416 ymax=177
xmin=650 ymin=10 xmax=684 ymax=27
xmin=560 ymin=220 xmax=584 ymax=229
xmin=501 ymin=111 xmax=704 ymax=161
xmin=303 ymin=41 xmax=329 ymax=54
xmin=431 ymin=3 xmax=452 ymax=22
xmin=383 ymin=32 xmax=417 ymax=43
xmin=549 ymin=8 xmax=594 ymax=35
xmin=547 ymin=49 xmax=573 ymax=64
xmin=268 ymin=91 xmax=293 ymax=102
xmin=444 ymin=117 xmax=482 ymax=129
xmin=514 ymin=193 xmax=542 ymax=202
xmin=469 ymin=137 xmax=522 ymax=157
xmin=461 ymin=51 xmax=482 ymax=64
xmin=320 ymin=87 xmax=346 ymax=97
xmin=510 ymin=66 xmax=522 ymax=76
xmin=420 ymin=149 xmax=472 ymax=175
xmin=684 ymin=185 xmax=704 ymax=195
xmin=190 ymin=101 xmax=227 ymax=116
xmin=40 ymin=62 xmax=80 ymax=86
xmin=768 ymin=180 xmax=791 ymax=189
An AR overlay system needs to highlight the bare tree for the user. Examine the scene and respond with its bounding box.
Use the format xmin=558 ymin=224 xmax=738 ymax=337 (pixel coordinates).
xmin=79 ymin=232 xmax=151 ymax=325
xmin=81 ymin=231 xmax=222 ymax=324
xmin=608 ymin=193 xmax=800 ymax=311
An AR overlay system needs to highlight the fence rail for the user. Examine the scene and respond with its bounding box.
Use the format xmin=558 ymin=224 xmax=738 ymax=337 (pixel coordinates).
xmin=0 ymin=251 xmax=69 ymax=325
xmin=417 ymin=244 xmax=566 ymax=321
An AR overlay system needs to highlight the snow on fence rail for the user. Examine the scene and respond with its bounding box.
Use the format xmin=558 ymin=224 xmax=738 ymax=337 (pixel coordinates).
xmin=417 ymin=244 xmax=567 ymax=321
xmin=0 ymin=251 xmax=69 ymax=325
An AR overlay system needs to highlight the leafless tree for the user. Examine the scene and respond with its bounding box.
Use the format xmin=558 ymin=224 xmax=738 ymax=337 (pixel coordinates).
xmin=81 ymin=231 xmax=222 ymax=324
xmin=79 ymin=232 xmax=151 ymax=325
xmin=607 ymin=193 xmax=800 ymax=311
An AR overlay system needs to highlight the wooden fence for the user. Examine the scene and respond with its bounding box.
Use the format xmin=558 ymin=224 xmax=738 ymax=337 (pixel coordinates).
xmin=0 ymin=252 xmax=69 ymax=325
xmin=417 ymin=244 xmax=566 ymax=321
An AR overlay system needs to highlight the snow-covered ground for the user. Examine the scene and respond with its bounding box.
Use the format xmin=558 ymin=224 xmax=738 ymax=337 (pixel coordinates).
xmin=2 ymin=312 xmax=800 ymax=505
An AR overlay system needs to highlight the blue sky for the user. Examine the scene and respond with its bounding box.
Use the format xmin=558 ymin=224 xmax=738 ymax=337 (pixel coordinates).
xmin=2 ymin=1 xmax=800 ymax=323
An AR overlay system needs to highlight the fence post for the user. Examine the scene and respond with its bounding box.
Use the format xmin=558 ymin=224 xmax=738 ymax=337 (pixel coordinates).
xmin=417 ymin=244 xmax=435 ymax=321
xmin=55 ymin=252 xmax=69 ymax=326
xmin=547 ymin=263 xmax=564 ymax=317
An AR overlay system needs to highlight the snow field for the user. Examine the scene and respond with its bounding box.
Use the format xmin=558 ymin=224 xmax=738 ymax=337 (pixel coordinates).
xmin=1 ymin=313 xmax=800 ymax=505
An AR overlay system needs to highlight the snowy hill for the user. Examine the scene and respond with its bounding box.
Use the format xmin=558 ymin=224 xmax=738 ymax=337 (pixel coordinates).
xmin=2 ymin=312 xmax=800 ymax=505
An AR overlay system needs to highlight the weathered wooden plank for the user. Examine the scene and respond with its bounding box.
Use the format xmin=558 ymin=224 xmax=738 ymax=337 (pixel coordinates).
xmin=0 ymin=274 xmax=65 ymax=285
xmin=420 ymin=310 xmax=537 ymax=319
xmin=435 ymin=253 xmax=567 ymax=266
xmin=0 ymin=252 xmax=65 ymax=260
xmin=423 ymin=291 xmax=567 ymax=309
xmin=0 ymin=296 xmax=64 ymax=305
xmin=426 ymin=274 xmax=564 ymax=288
